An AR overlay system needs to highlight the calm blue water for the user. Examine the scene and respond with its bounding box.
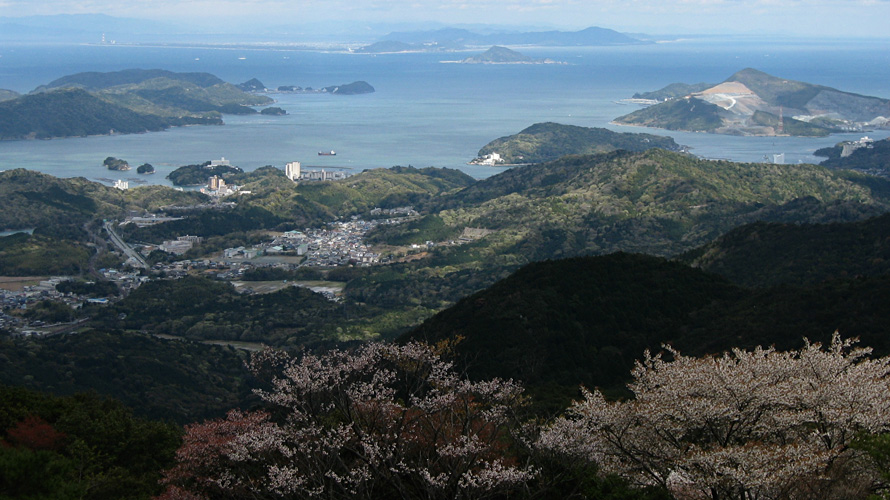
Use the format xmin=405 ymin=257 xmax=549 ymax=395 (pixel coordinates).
xmin=1 ymin=38 xmax=889 ymax=186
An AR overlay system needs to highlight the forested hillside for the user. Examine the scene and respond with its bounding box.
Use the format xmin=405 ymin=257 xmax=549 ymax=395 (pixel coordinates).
xmin=475 ymin=122 xmax=681 ymax=164
xmin=0 ymin=69 xmax=272 ymax=140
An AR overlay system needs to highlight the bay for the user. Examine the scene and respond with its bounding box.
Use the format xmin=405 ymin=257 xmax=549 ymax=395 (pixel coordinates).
xmin=1 ymin=37 xmax=889 ymax=187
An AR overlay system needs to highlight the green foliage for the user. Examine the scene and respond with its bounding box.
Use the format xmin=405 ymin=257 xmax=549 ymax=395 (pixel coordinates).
xmin=679 ymin=213 xmax=890 ymax=287
xmin=381 ymin=149 xmax=889 ymax=260
xmin=632 ymin=81 xmax=713 ymax=100
xmin=477 ymin=122 xmax=681 ymax=164
xmin=0 ymin=331 xmax=254 ymax=423
xmin=259 ymin=106 xmax=286 ymax=115
xmin=403 ymin=253 xmax=741 ymax=413
xmin=94 ymin=276 xmax=344 ymax=345
xmin=402 ymin=250 xmax=890 ymax=415
xmin=23 ymin=299 xmax=77 ymax=323
xmin=4 ymin=70 xmax=273 ymax=140
xmin=0 ymin=384 xmax=181 ymax=499
xmin=42 ymin=69 xmax=225 ymax=90
xmin=120 ymin=206 xmax=284 ymax=242
xmin=0 ymin=169 xmax=206 ymax=235
xmin=751 ymin=110 xmax=833 ymax=136
xmin=614 ymin=97 xmax=724 ymax=131
xmin=165 ymin=161 xmax=243 ymax=186
xmin=818 ymin=137 xmax=890 ymax=174
xmin=0 ymin=233 xmax=92 ymax=276
xmin=55 ymin=279 xmax=119 ymax=298
xmin=231 ymin=165 xmax=475 ymax=226
xmin=0 ymin=446 xmax=85 ymax=499
xmin=852 ymin=433 xmax=890 ymax=486
xmin=365 ymin=214 xmax=460 ymax=245
xmin=0 ymin=88 xmax=175 ymax=140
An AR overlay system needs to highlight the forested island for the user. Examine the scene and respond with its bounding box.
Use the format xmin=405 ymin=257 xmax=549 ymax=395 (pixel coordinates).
xmin=471 ymin=122 xmax=682 ymax=164
xmin=451 ymin=46 xmax=564 ymax=64
xmin=0 ymin=69 xmax=272 ymax=140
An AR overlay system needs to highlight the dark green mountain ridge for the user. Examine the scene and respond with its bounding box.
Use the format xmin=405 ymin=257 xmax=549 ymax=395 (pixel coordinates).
xmin=679 ymin=213 xmax=890 ymax=287
xmin=404 ymin=249 xmax=890 ymax=412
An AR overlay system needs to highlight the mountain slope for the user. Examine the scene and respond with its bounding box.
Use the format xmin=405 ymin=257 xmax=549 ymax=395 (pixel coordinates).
xmin=0 ymin=168 xmax=207 ymax=231
xmin=615 ymin=68 xmax=890 ymax=136
xmin=679 ymin=213 xmax=890 ymax=287
xmin=40 ymin=69 xmax=226 ymax=90
xmin=403 ymin=253 xmax=741 ymax=408
xmin=0 ymin=88 xmax=177 ymax=140
xmin=403 ymin=251 xmax=890 ymax=413
xmin=378 ymin=149 xmax=890 ymax=261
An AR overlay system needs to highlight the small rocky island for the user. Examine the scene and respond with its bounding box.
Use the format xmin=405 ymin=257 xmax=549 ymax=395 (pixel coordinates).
xmin=260 ymin=107 xmax=286 ymax=116
xmin=104 ymin=157 xmax=130 ymax=171
xmin=137 ymin=163 xmax=155 ymax=174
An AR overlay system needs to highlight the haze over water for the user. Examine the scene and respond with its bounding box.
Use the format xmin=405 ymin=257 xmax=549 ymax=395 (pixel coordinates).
xmin=1 ymin=37 xmax=889 ymax=187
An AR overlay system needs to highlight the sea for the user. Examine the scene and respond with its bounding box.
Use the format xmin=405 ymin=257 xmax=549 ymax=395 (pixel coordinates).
xmin=1 ymin=37 xmax=889 ymax=187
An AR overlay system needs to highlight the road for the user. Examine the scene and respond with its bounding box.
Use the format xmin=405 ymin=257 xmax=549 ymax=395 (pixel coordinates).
xmin=104 ymin=220 xmax=149 ymax=269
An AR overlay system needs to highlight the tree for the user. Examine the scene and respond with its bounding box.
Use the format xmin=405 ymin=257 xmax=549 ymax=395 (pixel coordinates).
xmin=538 ymin=333 xmax=890 ymax=500
xmin=158 ymin=342 xmax=535 ymax=499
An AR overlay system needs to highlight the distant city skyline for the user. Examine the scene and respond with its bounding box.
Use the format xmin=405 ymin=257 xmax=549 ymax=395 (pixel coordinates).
xmin=1 ymin=0 xmax=889 ymax=38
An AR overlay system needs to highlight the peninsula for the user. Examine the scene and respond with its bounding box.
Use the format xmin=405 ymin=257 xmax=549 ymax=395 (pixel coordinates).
xmin=613 ymin=68 xmax=890 ymax=137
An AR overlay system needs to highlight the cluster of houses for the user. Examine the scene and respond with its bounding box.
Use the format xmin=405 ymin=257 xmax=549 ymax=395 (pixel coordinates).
xmin=1 ymin=272 xmax=147 ymax=337
xmin=219 ymin=218 xmax=386 ymax=268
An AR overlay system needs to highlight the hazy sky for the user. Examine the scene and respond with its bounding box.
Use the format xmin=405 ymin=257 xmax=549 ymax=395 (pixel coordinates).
xmin=2 ymin=0 xmax=889 ymax=37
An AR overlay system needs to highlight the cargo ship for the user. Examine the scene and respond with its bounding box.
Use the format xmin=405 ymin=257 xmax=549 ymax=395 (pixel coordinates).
xmin=318 ymin=150 xmax=336 ymax=156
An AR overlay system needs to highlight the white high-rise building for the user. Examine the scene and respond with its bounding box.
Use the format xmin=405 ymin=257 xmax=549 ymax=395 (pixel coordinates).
xmin=286 ymin=161 xmax=302 ymax=181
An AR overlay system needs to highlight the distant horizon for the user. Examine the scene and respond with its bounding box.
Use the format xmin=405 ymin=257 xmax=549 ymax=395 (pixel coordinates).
xmin=1 ymin=0 xmax=890 ymax=39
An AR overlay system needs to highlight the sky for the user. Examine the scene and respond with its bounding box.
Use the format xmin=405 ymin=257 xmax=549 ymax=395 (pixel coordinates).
xmin=1 ymin=0 xmax=889 ymax=38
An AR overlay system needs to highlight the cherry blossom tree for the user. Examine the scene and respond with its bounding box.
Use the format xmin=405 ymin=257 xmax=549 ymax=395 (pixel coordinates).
xmin=538 ymin=333 xmax=890 ymax=500
xmin=158 ymin=342 xmax=535 ymax=499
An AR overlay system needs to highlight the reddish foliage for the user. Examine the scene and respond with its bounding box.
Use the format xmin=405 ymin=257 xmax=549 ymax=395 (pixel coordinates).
xmin=5 ymin=415 xmax=66 ymax=451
